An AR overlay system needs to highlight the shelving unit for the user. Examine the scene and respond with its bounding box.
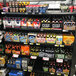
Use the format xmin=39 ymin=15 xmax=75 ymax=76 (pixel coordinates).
xmin=1 ymin=12 xmax=76 ymax=15
xmin=0 ymin=0 xmax=76 ymax=76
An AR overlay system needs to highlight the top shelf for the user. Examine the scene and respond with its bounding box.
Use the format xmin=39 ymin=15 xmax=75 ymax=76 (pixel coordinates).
xmin=1 ymin=12 xmax=76 ymax=15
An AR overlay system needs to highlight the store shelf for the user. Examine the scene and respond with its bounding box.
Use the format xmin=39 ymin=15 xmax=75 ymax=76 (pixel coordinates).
xmin=3 ymin=28 xmax=75 ymax=33
xmin=4 ymin=41 xmax=74 ymax=48
xmin=0 ymin=66 xmax=6 ymax=69
xmin=4 ymin=28 xmax=41 ymax=32
xmin=7 ymin=67 xmax=23 ymax=71
xmin=1 ymin=12 xmax=76 ymax=15
xmin=33 ymin=70 xmax=50 ymax=74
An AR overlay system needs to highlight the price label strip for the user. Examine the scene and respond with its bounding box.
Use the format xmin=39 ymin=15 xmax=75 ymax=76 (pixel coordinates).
xmin=42 ymin=57 xmax=49 ymax=61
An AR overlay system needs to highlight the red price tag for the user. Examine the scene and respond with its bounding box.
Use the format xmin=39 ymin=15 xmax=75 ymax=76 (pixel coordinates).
xmin=42 ymin=57 xmax=49 ymax=61
xmin=56 ymin=59 xmax=63 ymax=63
xmin=12 ymin=54 xmax=19 ymax=58
xmin=30 ymin=56 xmax=37 ymax=59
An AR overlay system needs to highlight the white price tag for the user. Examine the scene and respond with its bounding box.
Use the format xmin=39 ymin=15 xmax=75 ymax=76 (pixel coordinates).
xmin=42 ymin=57 xmax=49 ymax=61
xmin=73 ymin=75 xmax=75 ymax=76
xmin=48 ymin=3 xmax=60 ymax=9
xmin=12 ymin=54 xmax=19 ymax=58
xmin=63 ymin=30 xmax=68 ymax=32
xmin=1 ymin=12 xmax=5 ymax=14
xmin=56 ymin=59 xmax=63 ymax=63
xmin=24 ymin=43 xmax=28 ymax=44
xmin=30 ymin=56 xmax=37 ymax=59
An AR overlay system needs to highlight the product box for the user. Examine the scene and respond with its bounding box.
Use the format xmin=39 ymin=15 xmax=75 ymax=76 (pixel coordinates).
xmin=63 ymin=21 xmax=75 ymax=30
xmin=51 ymin=23 xmax=62 ymax=30
xmin=22 ymin=58 xmax=29 ymax=71
xmin=43 ymin=61 xmax=49 ymax=72
xmin=21 ymin=18 xmax=27 ymax=29
xmin=0 ymin=56 xmax=7 ymax=67
xmin=56 ymin=35 xmax=62 ymax=45
xmin=46 ymin=34 xmax=56 ymax=44
xmin=41 ymin=19 xmax=50 ymax=30
xmin=27 ymin=19 xmax=34 ymax=29
xmin=3 ymin=17 xmax=5 ymax=28
xmin=33 ymin=19 xmax=40 ymax=29
xmin=15 ymin=58 xmax=22 ymax=69
xmin=20 ymin=33 xmax=27 ymax=43
xmin=65 ymin=50 xmax=72 ymax=59
xmin=12 ymin=33 xmax=19 ymax=42
xmin=39 ymin=52 xmax=45 ymax=57
xmin=28 ymin=59 xmax=35 ymax=72
xmin=7 ymin=58 xmax=16 ymax=68
xmin=30 ymin=52 xmax=39 ymax=56
xmin=56 ymin=68 xmax=63 ymax=76
xmin=49 ymin=67 xmax=55 ymax=75
xmin=63 ymin=69 xmax=69 ymax=75
xmin=9 ymin=70 xmax=23 ymax=76
xmin=11 ymin=18 xmax=15 ymax=28
xmin=0 ymin=18 xmax=2 ymax=26
xmin=49 ymin=61 xmax=55 ymax=75
xmin=45 ymin=53 xmax=54 ymax=58
xmin=5 ymin=44 xmax=11 ymax=54
xmin=0 ymin=3 xmax=3 ymax=10
xmin=12 ymin=45 xmax=21 ymax=55
xmin=0 ymin=69 xmax=8 ymax=76
xmin=63 ymin=34 xmax=75 ymax=46
xmin=14 ymin=18 xmax=21 ymax=28
xmin=26 ymin=5 xmax=33 ymax=13
xmin=60 ymin=4 xmax=73 ymax=12
xmin=39 ymin=4 xmax=48 ymax=14
xmin=36 ymin=33 xmax=46 ymax=43
xmin=74 ymin=6 xmax=76 ymax=12
xmin=21 ymin=45 xmax=30 ymax=55
xmin=6 ymin=17 xmax=12 ymax=28
xmin=9 ymin=70 xmax=18 ymax=76
xmin=55 ymin=54 xmax=65 ymax=59
xmin=0 ymin=45 xmax=4 ymax=53
xmin=17 ymin=71 xmax=23 ymax=76
xmin=28 ymin=33 xmax=36 ymax=44
xmin=4 ymin=32 xmax=13 ymax=41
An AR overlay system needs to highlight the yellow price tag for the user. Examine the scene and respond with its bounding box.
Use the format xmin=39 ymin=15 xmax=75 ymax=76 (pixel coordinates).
xmin=57 ymin=73 xmax=61 ymax=75
xmin=30 ymin=43 xmax=33 ymax=45
xmin=36 ymin=43 xmax=40 ymax=45
xmin=28 ymin=70 xmax=32 ymax=72
xmin=24 ymin=70 xmax=27 ymax=71
xmin=60 ymin=45 xmax=64 ymax=47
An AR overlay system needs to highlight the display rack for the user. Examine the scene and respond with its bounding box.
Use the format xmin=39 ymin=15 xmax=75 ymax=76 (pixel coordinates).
xmin=0 ymin=0 xmax=76 ymax=76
